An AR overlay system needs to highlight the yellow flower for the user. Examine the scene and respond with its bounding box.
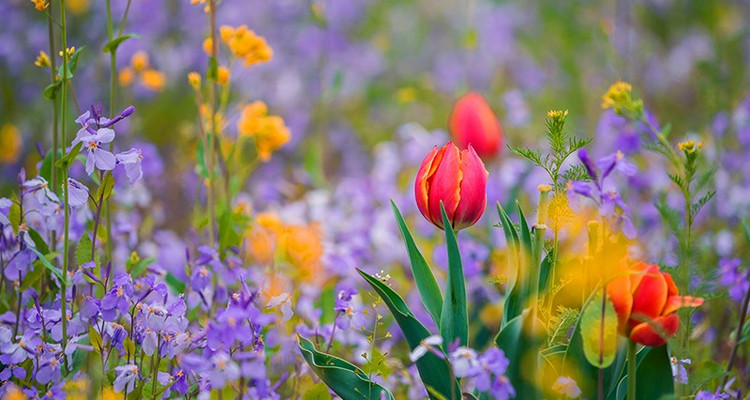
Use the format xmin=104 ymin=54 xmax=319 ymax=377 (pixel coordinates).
xmin=34 ymin=51 xmax=51 ymax=68
xmin=66 ymin=0 xmax=90 ymax=15
xmin=0 ymin=124 xmax=22 ymax=164
xmin=130 ymin=51 xmax=149 ymax=72
xmin=601 ymin=81 xmax=643 ymax=118
xmin=203 ymin=38 xmax=214 ymax=56
xmin=58 ymin=47 xmax=76 ymax=59
xmin=237 ymin=102 xmax=290 ymax=161
xmin=187 ymin=71 xmax=201 ymax=90
xmin=278 ymin=224 xmax=323 ymax=281
xmin=118 ymin=68 xmax=134 ymax=86
xmin=100 ymin=387 xmax=124 ymax=400
xmin=677 ymin=140 xmax=703 ymax=154
xmin=219 ymin=25 xmax=235 ymax=42
xmin=226 ymin=25 xmax=273 ymax=67
xmin=140 ymin=69 xmax=166 ymax=91
xmin=3 ymin=385 xmax=26 ymax=400
xmin=31 ymin=0 xmax=48 ymax=11
xmin=217 ymin=66 xmax=230 ymax=85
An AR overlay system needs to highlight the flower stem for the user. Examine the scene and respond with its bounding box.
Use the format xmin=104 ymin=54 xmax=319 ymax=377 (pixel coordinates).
xmin=721 ymin=268 xmax=750 ymax=389
xmin=59 ymin=0 xmax=70 ymax=377
xmin=46 ymin=0 xmax=59 ymax=301
xmin=627 ymin=340 xmax=637 ymax=400
xmin=104 ymin=0 xmax=116 ymax=263
xmin=206 ymin=0 xmax=219 ymax=245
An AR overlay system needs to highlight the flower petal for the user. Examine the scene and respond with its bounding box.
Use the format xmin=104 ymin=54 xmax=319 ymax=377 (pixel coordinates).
xmin=630 ymin=314 xmax=679 ymax=347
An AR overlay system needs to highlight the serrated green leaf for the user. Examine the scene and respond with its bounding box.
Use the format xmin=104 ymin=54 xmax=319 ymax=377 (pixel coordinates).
xmin=298 ymin=336 xmax=395 ymax=400
xmin=580 ymin=293 xmax=618 ymax=368
xmin=103 ymin=33 xmax=141 ymax=53
xmin=357 ymin=268 xmax=458 ymax=400
xmin=391 ymin=200 xmax=442 ymax=327
xmin=75 ymin=235 xmax=99 ymax=269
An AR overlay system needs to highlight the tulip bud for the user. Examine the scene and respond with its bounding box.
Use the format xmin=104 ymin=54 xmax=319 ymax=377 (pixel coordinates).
xmin=414 ymin=141 xmax=488 ymax=230
xmin=448 ymin=92 xmax=504 ymax=158
xmin=607 ymin=262 xmax=704 ymax=347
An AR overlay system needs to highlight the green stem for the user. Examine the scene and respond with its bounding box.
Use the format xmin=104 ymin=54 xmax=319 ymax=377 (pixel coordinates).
xmin=627 ymin=340 xmax=637 ymax=400
xmin=59 ymin=0 xmax=70 ymax=376
xmin=104 ymin=0 xmax=117 ymax=263
xmin=206 ymin=0 xmax=219 ymax=245
xmin=46 ymin=0 xmax=59 ymax=301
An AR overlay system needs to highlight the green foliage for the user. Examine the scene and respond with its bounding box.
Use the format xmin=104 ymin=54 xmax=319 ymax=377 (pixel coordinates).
xmin=579 ymin=294 xmax=618 ymax=368
xmin=547 ymin=306 xmax=579 ymax=346
xmin=103 ymin=33 xmax=142 ymax=53
xmin=165 ymin=273 xmax=186 ymax=294
xmin=510 ymin=109 xmax=591 ymax=192
xmin=494 ymin=309 xmax=545 ymax=398
xmin=357 ymin=268 xmax=458 ymax=400
xmin=75 ymin=234 xmax=100 ymax=269
xmin=303 ymin=382 xmax=333 ymax=400
xmin=439 ymin=203 xmax=468 ymax=348
xmin=298 ymin=336 xmax=395 ymax=400
xmin=391 ymin=201 xmax=442 ymax=327
xmin=97 ymin=172 xmax=115 ymax=201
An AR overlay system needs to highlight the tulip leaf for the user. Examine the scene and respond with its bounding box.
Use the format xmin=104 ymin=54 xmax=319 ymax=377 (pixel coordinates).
xmin=562 ymin=293 xmax=600 ymax=398
xmin=357 ymin=268 xmax=458 ymax=400
xmin=496 ymin=202 xmax=522 ymax=327
xmin=634 ymin=345 xmax=674 ymax=399
xmin=303 ymin=382 xmax=333 ymax=400
xmin=494 ymin=308 xmax=543 ymax=398
xmin=298 ymin=335 xmax=395 ymax=400
xmin=579 ymin=293 xmax=618 ymax=368
xmin=391 ymin=200 xmax=442 ymax=327
xmin=439 ymin=203 xmax=468 ymax=348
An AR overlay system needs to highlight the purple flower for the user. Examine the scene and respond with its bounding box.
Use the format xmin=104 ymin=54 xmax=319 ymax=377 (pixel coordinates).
xmin=113 ymin=364 xmax=139 ymax=392
xmin=0 ymin=355 xmax=26 ymax=380
xmin=116 ymin=148 xmax=144 ymax=185
xmin=5 ymin=249 xmax=36 ymax=280
xmin=670 ymin=357 xmax=690 ymax=384
xmin=74 ymin=128 xmax=116 ymax=175
xmin=67 ymin=178 xmax=89 ymax=208
xmin=695 ymin=391 xmax=730 ymax=400
xmin=207 ymin=352 xmax=240 ymax=389
xmin=36 ymin=354 xmax=62 ymax=384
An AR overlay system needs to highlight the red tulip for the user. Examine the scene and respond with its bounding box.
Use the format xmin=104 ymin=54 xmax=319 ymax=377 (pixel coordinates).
xmin=448 ymin=92 xmax=504 ymax=158
xmin=414 ymin=141 xmax=488 ymax=230
xmin=606 ymin=262 xmax=704 ymax=347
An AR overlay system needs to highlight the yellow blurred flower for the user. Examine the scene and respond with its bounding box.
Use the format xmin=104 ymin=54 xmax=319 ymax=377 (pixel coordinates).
xmin=66 ymin=0 xmax=90 ymax=15
xmin=601 ymin=81 xmax=642 ymax=117
xmin=203 ymin=37 xmax=214 ymax=56
xmin=678 ymin=140 xmax=703 ymax=154
xmin=118 ymin=68 xmax=134 ymax=86
xmin=131 ymin=51 xmax=149 ymax=71
xmin=0 ymin=124 xmax=22 ymax=164
xmin=58 ymin=47 xmax=75 ymax=59
xmin=30 ymin=0 xmax=48 ymax=11
xmin=237 ymin=101 xmax=290 ymax=161
xmin=140 ymin=69 xmax=166 ymax=91
xmin=217 ymin=66 xmax=230 ymax=85
xmin=100 ymin=387 xmax=124 ymax=400
xmin=278 ymin=224 xmax=323 ymax=281
xmin=226 ymin=25 xmax=273 ymax=67
xmin=187 ymin=71 xmax=202 ymax=90
xmin=34 ymin=51 xmax=51 ymax=68
xmin=219 ymin=25 xmax=235 ymax=42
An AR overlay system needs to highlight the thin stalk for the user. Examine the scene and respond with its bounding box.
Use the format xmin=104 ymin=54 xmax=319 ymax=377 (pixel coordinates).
xmin=721 ymin=269 xmax=750 ymax=389
xmin=206 ymin=0 xmax=219 ymax=245
xmin=59 ymin=0 xmax=70 ymax=376
xmin=105 ymin=0 xmax=116 ymax=263
xmin=627 ymin=340 xmax=637 ymax=400
xmin=46 ymin=0 xmax=59 ymax=300
xmin=598 ymin=286 xmax=607 ymax=400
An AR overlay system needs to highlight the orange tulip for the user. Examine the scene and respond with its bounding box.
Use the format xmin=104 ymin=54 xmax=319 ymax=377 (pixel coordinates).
xmin=414 ymin=141 xmax=488 ymax=230
xmin=606 ymin=262 xmax=704 ymax=346
xmin=448 ymin=92 xmax=504 ymax=158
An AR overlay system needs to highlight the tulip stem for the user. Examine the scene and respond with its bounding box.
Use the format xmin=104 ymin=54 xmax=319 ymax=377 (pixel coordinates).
xmin=627 ymin=340 xmax=637 ymax=400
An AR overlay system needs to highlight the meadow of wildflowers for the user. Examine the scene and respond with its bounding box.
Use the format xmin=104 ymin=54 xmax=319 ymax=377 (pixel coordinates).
xmin=0 ymin=0 xmax=749 ymax=399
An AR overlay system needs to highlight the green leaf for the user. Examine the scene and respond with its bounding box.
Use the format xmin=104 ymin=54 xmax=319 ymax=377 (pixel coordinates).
xmin=634 ymin=345 xmax=674 ymax=399
xmin=75 ymin=234 xmax=99 ymax=269
xmin=124 ymin=337 xmax=136 ymax=360
xmin=207 ymin=56 xmax=218 ymax=81
xmin=562 ymin=293 xmax=600 ymax=398
xmin=20 ymin=260 xmax=44 ymax=291
xmin=27 ymin=247 xmax=70 ymax=285
xmin=218 ymin=210 xmax=242 ymax=252
xmin=165 ymin=273 xmax=186 ymax=294
xmin=496 ymin=202 xmax=522 ymax=328
xmin=97 ymin=172 xmax=115 ymax=201
xmin=43 ymin=80 xmax=63 ymax=99
xmin=103 ymin=33 xmax=141 ymax=53
xmin=357 ymin=268 xmax=458 ymax=400
xmin=439 ymin=203 xmax=468 ymax=348
xmin=494 ymin=309 xmax=543 ymax=398
xmin=303 ymin=382 xmax=333 ymax=400
xmin=742 ymin=220 xmax=750 ymax=247
xmin=56 ymin=46 xmax=85 ymax=80
xmin=128 ymin=257 xmax=156 ymax=277
xmin=391 ymin=200 xmax=442 ymax=327
xmin=27 ymin=228 xmax=50 ymax=255
xmin=579 ymin=293 xmax=618 ymax=368
xmin=298 ymin=336 xmax=395 ymax=400
xmin=89 ymin=326 xmax=103 ymax=352
xmin=56 ymin=143 xmax=83 ymax=169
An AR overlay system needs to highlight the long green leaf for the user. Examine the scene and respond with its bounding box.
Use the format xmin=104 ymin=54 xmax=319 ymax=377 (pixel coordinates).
xmin=440 ymin=203 xmax=468 ymax=348
xmin=391 ymin=200 xmax=442 ymax=326
xmin=27 ymin=247 xmax=70 ymax=285
xmin=496 ymin=202 xmax=521 ymax=327
xmin=298 ymin=336 xmax=394 ymax=400
xmin=357 ymin=269 xmax=458 ymax=400
xmin=495 ymin=309 xmax=543 ymax=398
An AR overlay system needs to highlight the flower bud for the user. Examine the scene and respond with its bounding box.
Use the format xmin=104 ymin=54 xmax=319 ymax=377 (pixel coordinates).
xmin=448 ymin=92 xmax=504 ymax=158
xmin=414 ymin=141 xmax=488 ymax=230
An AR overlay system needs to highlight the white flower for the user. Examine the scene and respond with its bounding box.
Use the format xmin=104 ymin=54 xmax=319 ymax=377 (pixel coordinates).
xmin=449 ymin=346 xmax=479 ymax=378
xmin=409 ymin=335 xmax=443 ymax=362
xmin=552 ymin=376 xmax=582 ymax=398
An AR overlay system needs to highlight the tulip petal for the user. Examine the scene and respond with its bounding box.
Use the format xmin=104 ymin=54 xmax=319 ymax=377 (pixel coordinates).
xmin=428 ymin=143 xmax=462 ymax=229
xmin=663 ymin=272 xmax=679 ymax=297
xmin=415 ymin=145 xmax=441 ymax=225
xmin=630 ymin=264 xmax=668 ymax=324
xmin=630 ymin=314 xmax=679 ymax=347
xmin=449 ymin=93 xmax=502 ymax=158
xmin=662 ymin=295 xmax=704 ymax=316
xmin=606 ymin=273 xmax=633 ymax=334
xmin=452 ymin=146 xmax=488 ymax=230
